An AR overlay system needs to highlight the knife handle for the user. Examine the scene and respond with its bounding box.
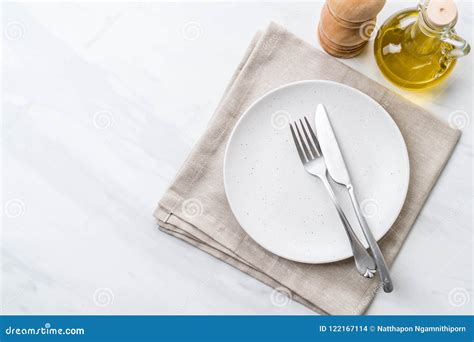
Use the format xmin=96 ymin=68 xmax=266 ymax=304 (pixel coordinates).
xmin=347 ymin=186 xmax=394 ymax=293
xmin=319 ymin=173 xmax=376 ymax=278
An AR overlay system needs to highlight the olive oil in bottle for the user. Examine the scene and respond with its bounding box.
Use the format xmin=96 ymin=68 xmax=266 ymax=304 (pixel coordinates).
xmin=374 ymin=0 xmax=470 ymax=90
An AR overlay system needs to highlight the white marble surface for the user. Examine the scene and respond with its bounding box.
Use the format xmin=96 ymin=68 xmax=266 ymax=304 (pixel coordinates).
xmin=1 ymin=0 xmax=472 ymax=315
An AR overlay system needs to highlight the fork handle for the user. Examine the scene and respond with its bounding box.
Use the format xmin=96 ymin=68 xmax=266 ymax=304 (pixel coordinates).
xmin=347 ymin=186 xmax=393 ymax=292
xmin=319 ymin=172 xmax=376 ymax=277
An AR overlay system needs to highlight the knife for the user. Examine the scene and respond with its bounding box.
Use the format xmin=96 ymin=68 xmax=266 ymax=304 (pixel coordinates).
xmin=315 ymin=104 xmax=393 ymax=293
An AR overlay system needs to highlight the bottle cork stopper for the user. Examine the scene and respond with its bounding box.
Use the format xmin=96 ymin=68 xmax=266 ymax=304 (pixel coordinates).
xmin=327 ymin=0 xmax=386 ymax=23
xmin=426 ymin=0 xmax=457 ymax=28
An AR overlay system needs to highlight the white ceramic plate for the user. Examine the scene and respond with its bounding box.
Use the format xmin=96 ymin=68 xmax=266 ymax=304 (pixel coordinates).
xmin=224 ymin=80 xmax=409 ymax=264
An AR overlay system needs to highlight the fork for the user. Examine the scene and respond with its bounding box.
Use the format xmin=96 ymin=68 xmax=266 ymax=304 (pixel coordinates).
xmin=289 ymin=117 xmax=376 ymax=278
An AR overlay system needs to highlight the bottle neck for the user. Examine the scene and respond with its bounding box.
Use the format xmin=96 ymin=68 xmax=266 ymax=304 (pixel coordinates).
xmin=405 ymin=11 xmax=445 ymax=55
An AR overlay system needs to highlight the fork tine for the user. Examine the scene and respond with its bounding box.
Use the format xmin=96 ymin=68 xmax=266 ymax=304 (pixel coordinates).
xmin=294 ymin=121 xmax=312 ymax=161
xmin=299 ymin=118 xmax=317 ymax=158
xmin=289 ymin=123 xmax=307 ymax=163
xmin=304 ymin=116 xmax=322 ymax=155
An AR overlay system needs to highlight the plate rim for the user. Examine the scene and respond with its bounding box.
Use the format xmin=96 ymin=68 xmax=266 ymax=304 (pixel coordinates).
xmin=223 ymin=79 xmax=410 ymax=264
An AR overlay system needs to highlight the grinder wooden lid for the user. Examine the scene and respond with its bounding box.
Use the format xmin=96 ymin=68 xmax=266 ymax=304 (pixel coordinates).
xmin=327 ymin=0 xmax=386 ymax=23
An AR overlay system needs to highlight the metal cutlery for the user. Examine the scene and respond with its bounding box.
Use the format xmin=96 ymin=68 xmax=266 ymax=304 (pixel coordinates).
xmin=289 ymin=117 xmax=377 ymax=278
xmin=315 ymin=104 xmax=393 ymax=292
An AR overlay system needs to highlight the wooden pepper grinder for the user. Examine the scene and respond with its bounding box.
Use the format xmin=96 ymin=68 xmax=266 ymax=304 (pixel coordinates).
xmin=318 ymin=0 xmax=386 ymax=58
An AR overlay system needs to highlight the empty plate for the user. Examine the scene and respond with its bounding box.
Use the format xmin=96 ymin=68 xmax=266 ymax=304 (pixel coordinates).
xmin=224 ymin=80 xmax=409 ymax=263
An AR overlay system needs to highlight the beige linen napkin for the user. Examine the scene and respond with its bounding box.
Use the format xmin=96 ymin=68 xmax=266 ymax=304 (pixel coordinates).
xmin=154 ymin=23 xmax=460 ymax=315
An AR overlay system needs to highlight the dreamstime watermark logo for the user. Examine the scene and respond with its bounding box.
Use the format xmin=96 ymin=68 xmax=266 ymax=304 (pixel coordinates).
xmin=359 ymin=20 xmax=379 ymax=41
xmin=261 ymin=32 xmax=281 ymax=55
xmin=270 ymin=287 xmax=292 ymax=307
xmin=270 ymin=110 xmax=291 ymax=130
xmin=182 ymin=21 xmax=203 ymax=41
xmin=93 ymin=110 xmax=114 ymax=130
xmin=448 ymin=287 xmax=470 ymax=307
xmin=4 ymin=322 xmax=85 ymax=336
xmin=4 ymin=20 xmax=26 ymax=41
xmin=448 ymin=110 xmax=470 ymax=130
xmin=354 ymin=282 xmax=384 ymax=313
xmin=360 ymin=198 xmax=380 ymax=218
xmin=93 ymin=288 xmax=114 ymax=307
xmin=4 ymin=198 xmax=26 ymax=218
xmin=182 ymin=198 xmax=203 ymax=218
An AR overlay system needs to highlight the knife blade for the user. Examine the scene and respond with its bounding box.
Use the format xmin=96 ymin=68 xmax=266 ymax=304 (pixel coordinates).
xmin=314 ymin=104 xmax=351 ymax=186
xmin=314 ymin=103 xmax=393 ymax=293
